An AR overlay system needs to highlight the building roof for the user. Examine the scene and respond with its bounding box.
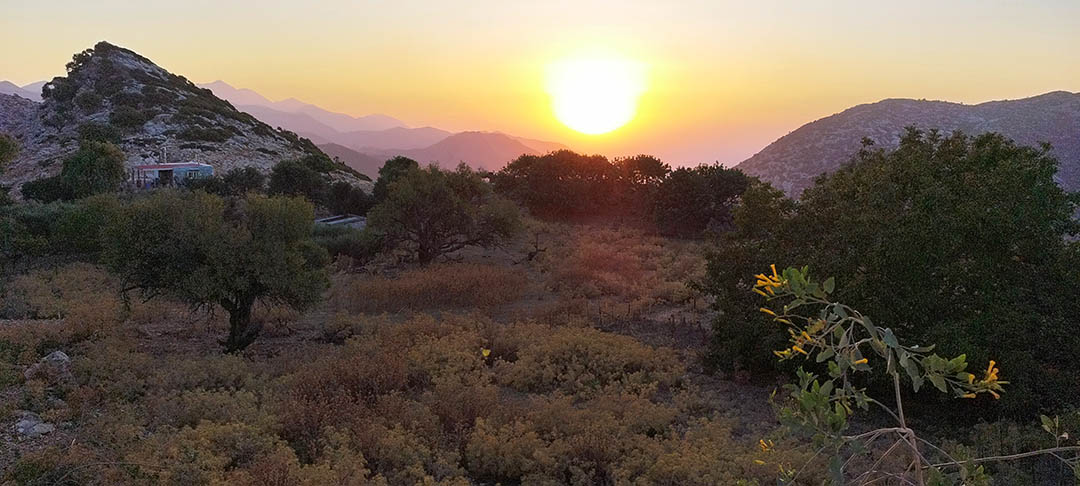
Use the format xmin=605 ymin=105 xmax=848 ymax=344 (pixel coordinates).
xmin=133 ymin=163 xmax=212 ymax=170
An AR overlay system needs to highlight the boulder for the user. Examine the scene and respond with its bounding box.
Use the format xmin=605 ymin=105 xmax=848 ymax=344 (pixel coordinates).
xmin=23 ymin=350 xmax=74 ymax=384
xmin=14 ymin=411 xmax=55 ymax=438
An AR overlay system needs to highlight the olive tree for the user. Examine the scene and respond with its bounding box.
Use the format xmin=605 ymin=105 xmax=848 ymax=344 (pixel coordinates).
xmin=104 ymin=190 xmax=329 ymax=352
xmin=368 ymin=164 xmax=520 ymax=264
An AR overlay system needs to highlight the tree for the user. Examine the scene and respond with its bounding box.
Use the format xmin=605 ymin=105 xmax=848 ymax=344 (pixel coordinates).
xmin=103 ymin=190 xmax=329 ymax=352
xmin=188 ymin=166 xmax=266 ymax=197
xmin=60 ymin=140 xmax=126 ymax=199
xmin=372 ymin=156 xmax=419 ymax=202
xmin=699 ymin=129 xmax=1080 ymax=415
xmin=221 ymin=166 xmax=266 ymax=195
xmin=20 ymin=140 xmax=126 ymax=203
xmin=491 ymin=150 xmax=620 ymax=219
xmin=327 ymin=181 xmax=373 ymax=215
xmin=268 ymin=158 xmax=329 ymax=204
xmin=653 ymin=164 xmax=750 ymax=237
xmin=368 ymin=164 xmax=520 ymax=264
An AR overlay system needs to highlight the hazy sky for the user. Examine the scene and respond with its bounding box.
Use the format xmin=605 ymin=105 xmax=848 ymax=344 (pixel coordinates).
xmin=2 ymin=0 xmax=1078 ymax=165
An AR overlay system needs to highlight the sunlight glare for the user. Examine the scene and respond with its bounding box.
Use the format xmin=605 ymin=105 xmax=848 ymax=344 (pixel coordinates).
xmin=546 ymin=52 xmax=646 ymax=135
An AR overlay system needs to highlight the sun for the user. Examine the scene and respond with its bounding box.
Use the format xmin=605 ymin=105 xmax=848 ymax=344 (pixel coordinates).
xmin=546 ymin=52 xmax=646 ymax=135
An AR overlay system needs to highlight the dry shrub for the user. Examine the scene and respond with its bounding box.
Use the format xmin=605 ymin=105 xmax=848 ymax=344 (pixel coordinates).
xmin=1 ymin=263 xmax=124 ymax=322
xmin=496 ymin=325 xmax=684 ymax=397
xmin=539 ymin=225 xmax=706 ymax=309
xmin=329 ymin=263 xmax=528 ymax=313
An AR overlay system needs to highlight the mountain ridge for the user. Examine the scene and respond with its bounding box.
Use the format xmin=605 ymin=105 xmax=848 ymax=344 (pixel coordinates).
xmin=0 ymin=41 xmax=363 ymax=196
xmin=737 ymin=91 xmax=1080 ymax=195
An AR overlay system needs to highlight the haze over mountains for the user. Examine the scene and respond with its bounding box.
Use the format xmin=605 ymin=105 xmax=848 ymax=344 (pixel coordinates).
xmin=197 ymin=80 xmax=568 ymax=176
xmin=738 ymin=91 xmax=1080 ymax=195
xmin=0 ymin=81 xmax=42 ymax=102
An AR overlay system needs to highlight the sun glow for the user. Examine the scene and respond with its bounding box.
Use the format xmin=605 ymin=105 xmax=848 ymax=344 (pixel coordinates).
xmin=546 ymin=52 xmax=646 ymax=135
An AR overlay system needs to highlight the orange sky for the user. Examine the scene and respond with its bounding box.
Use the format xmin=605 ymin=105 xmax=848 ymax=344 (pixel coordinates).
xmin=2 ymin=1 xmax=1079 ymax=165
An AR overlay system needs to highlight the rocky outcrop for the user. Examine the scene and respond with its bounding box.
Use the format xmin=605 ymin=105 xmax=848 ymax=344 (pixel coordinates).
xmin=0 ymin=41 xmax=361 ymax=197
xmin=737 ymin=91 xmax=1080 ymax=196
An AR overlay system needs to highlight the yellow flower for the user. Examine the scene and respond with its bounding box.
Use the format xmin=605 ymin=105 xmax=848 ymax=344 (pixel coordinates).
xmin=853 ymin=358 xmax=868 ymax=365
xmin=753 ymin=288 xmax=769 ymax=298
xmin=962 ymin=393 xmax=976 ymax=399
xmin=759 ymin=307 xmax=776 ymax=317
xmin=792 ymin=345 xmax=808 ymax=355
xmin=989 ymin=390 xmax=1000 ymax=400
xmin=754 ymin=459 xmax=766 ymax=465
xmin=771 ymin=264 xmax=779 ymax=280
xmin=758 ymin=439 xmax=774 ymax=452
xmin=481 ymin=348 xmax=491 ymax=358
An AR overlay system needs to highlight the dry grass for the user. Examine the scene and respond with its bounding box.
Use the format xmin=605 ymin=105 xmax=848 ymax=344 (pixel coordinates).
xmin=328 ymin=263 xmax=529 ymax=314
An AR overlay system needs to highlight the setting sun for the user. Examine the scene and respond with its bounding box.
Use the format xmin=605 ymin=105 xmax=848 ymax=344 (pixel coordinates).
xmin=546 ymin=52 xmax=646 ymax=135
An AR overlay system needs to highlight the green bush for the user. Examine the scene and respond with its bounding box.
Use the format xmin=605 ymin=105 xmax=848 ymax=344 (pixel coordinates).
xmin=699 ymin=129 xmax=1080 ymax=417
xmin=109 ymin=105 xmax=153 ymax=130
xmin=177 ymin=126 xmax=231 ymax=142
xmin=313 ymin=225 xmax=383 ymax=263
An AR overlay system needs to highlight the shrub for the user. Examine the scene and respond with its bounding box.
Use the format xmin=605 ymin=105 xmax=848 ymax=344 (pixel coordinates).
xmin=108 ymin=105 xmax=153 ymax=130
xmin=496 ymin=326 xmax=683 ymax=397
xmin=20 ymin=176 xmax=68 ymax=203
xmin=313 ymin=225 xmax=384 ymax=263
xmin=178 ymin=126 xmax=232 ymax=142
xmin=329 ymin=264 xmax=527 ymax=313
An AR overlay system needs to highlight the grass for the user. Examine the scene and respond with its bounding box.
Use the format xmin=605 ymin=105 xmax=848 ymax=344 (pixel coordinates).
xmin=0 ymin=220 xmax=1051 ymax=485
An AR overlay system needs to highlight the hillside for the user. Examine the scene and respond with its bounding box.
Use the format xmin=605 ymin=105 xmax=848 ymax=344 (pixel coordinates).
xmin=318 ymin=142 xmax=386 ymax=177
xmin=738 ymin=91 xmax=1080 ymax=195
xmin=0 ymin=42 xmax=363 ymax=195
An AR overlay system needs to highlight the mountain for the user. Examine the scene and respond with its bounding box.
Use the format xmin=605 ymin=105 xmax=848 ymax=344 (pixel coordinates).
xmin=0 ymin=81 xmax=40 ymax=101
xmin=512 ymin=136 xmax=568 ymax=154
xmin=319 ymin=142 xmax=386 ymax=177
xmin=381 ymin=131 xmax=543 ymax=171
xmin=0 ymin=41 xmax=362 ymax=196
xmin=199 ymin=80 xmax=405 ymax=133
xmin=197 ymin=81 xmax=569 ymax=167
xmin=330 ymin=126 xmax=451 ymax=151
xmin=738 ymin=91 xmax=1080 ymax=196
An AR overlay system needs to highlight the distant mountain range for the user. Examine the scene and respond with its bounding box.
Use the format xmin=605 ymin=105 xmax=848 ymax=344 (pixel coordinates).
xmin=0 ymin=42 xmax=365 ymax=196
xmin=0 ymin=81 xmax=42 ymax=101
xmin=197 ymin=80 xmax=567 ymax=176
xmin=737 ymin=91 xmax=1080 ymax=195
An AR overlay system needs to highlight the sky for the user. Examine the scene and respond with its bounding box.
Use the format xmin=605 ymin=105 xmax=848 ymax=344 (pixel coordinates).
xmin=2 ymin=0 xmax=1079 ymax=166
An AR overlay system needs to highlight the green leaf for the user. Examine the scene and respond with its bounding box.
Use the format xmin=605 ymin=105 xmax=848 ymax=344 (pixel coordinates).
xmin=816 ymin=348 xmax=835 ymax=363
xmin=823 ymin=276 xmax=835 ymax=294
xmin=882 ymin=328 xmax=899 ymax=348
xmin=928 ymin=374 xmax=947 ymax=393
xmin=1040 ymin=415 xmax=1055 ymax=434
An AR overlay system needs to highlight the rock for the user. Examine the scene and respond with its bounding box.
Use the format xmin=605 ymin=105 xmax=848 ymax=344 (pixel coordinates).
xmin=23 ymin=350 xmax=74 ymax=384
xmin=14 ymin=411 xmax=55 ymax=438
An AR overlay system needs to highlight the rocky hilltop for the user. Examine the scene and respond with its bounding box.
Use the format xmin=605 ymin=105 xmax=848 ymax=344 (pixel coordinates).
xmin=738 ymin=91 xmax=1080 ymax=196
xmin=0 ymin=42 xmax=356 ymax=195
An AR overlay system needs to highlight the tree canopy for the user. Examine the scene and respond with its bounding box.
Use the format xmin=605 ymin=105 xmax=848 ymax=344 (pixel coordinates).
xmin=103 ymin=190 xmax=329 ymax=352
xmin=699 ymin=128 xmax=1080 ymax=415
xmin=368 ymin=164 xmax=520 ymax=264
xmin=22 ymin=140 xmax=126 ymax=203
xmin=372 ymin=156 xmax=419 ymax=202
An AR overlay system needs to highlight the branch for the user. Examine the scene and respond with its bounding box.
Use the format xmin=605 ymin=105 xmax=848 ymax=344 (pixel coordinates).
xmin=928 ymin=446 xmax=1080 ymax=469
